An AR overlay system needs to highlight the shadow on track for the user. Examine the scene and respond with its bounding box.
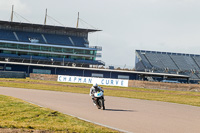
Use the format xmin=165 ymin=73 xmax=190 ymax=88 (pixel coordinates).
xmin=105 ymin=109 xmax=135 ymax=112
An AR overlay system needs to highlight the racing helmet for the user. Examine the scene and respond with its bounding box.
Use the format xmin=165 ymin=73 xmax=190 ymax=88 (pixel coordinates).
xmin=93 ymin=83 xmax=98 ymax=87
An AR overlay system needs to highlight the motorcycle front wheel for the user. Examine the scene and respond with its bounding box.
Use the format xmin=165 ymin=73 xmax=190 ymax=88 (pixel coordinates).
xmin=102 ymin=98 xmax=105 ymax=110
xmin=96 ymin=98 xmax=101 ymax=109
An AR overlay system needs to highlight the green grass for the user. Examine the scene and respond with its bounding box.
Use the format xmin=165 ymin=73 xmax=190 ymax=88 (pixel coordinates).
xmin=0 ymin=78 xmax=200 ymax=107
xmin=0 ymin=95 xmax=118 ymax=132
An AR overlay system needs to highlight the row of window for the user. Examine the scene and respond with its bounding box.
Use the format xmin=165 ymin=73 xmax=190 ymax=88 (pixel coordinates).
xmin=2 ymin=50 xmax=95 ymax=60
xmin=0 ymin=43 xmax=96 ymax=55
xmin=92 ymin=73 xmax=130 ymax=79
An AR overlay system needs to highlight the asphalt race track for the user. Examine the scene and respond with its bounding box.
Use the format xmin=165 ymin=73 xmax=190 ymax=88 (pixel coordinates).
xmin=0 ymin=87 xmax=200 ymax=133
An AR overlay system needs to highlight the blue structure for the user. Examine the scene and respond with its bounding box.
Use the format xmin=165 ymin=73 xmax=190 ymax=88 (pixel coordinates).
xmin=135 ymin=50 xmax=200 ymax=81
xmin=0 ymin=20 xmax=104 ymax=68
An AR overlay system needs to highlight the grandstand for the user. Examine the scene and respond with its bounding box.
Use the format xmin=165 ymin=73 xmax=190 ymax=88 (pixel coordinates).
xmin=0 ymin=20 xmax=104 ymax=67
xmin=0 ymin=20 xmax=190 ymax=82
xmin=135 ymin=50 xmax=200 ymax=81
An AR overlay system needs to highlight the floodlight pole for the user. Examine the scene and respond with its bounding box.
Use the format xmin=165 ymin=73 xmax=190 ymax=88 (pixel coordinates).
xmin=10 ymin=5 xmax=14 ymax=22
xmin=44 ymin=8 xmax=47 ymax=25
xmin=76 ymin=12 xmax=79 ymax=28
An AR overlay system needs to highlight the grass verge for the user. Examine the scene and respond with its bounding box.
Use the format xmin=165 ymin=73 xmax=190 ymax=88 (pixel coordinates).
xmin=0 ymin=78 xmax=200 ymax=107
xmin=0 ymin=95 xmax=117 ymax=133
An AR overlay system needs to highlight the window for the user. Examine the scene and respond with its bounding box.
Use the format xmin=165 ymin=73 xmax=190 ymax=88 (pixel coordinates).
xmin=63 ymin=48 xmax=73 ymax=53
xmin=118 ymin=75 xmax=129 ymax=80
xmin=33 ymin=69 xmax=51 ymax=74
xmin=0 ymin=43 xmax=6 ymax=48
xmin=18 ymin=44 xmax=29 ymax=50
xmin=92 ymin=73 xmax=103 ymax=78
xmin=85 ymin=57 xmax=93 ymax=60
xmin=71 ymin=56 xmax=85 ymax=60
xmin=6 ymin=67 xmax=12 ymax=70
xmin=85 ymin=50 xmax=94 ymax=55
xmin=18 ymin=51 xmax=27 ymax=55
xmin=3 ymin=50 xmax=11 ymax=54
xmin=52 ymin=47 xmax=62 ymax=52
xmin=74 ymin=49 xmax=84 ymax=54
xmin=30 ymin=45 xmax=40 ymax=51
xmin=7 ymin=44 xmax=17 ymax=49
xmin=41 ymin=46 xmax=51 ymax=52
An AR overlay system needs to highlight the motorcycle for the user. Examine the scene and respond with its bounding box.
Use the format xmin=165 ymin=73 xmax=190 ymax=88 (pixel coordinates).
xmin=93 ymin=91 xmax=105 ymax=110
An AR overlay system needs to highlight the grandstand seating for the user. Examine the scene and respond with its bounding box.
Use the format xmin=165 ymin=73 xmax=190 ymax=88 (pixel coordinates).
xmin=145 ymin=52 xmax=165 ymax=69
xmin=183 ymin=56 xmax=200 ymax=71
xmin=75 ymin=59 xmax=102 ymax=65
xmin=20 ymin=55 xmax=32 ymax=59
xmin=189 ymin=73 xmax=199 ymax=79
xmin=0 ymin=53 xmax=18 ymax=58
xmin=196 ymin=74 xmax=200 ymax=79
xmin=0 ymin=29 xmax=87 ymax=47
xmin=15 ymin=31 xmax=46 ymax=44
xmin=43 ymin=34 xmax=73 ymax=46
xmin=135 ymin=50 xmax=200 ymax=80
xmin=136 ymin=51 xmax=152 ymax=69
xmin=170 ymin=55 xmax=191 ymax=70
xmin=70 ymin=36 xmax=85 ymax=47
xmin=192 ymin=56 xmax=200 ymax=68
xmin=50 ymin=57 xmax=74 ymax=62
xmin=158 ymin=54 xmax=178 ymax=70
xmin=0 ymin=29 xmax=17 ymax=41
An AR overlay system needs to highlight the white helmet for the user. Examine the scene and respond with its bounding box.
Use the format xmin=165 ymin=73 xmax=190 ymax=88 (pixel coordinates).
xmin=93 ymin=83 xmax=98 ymax=87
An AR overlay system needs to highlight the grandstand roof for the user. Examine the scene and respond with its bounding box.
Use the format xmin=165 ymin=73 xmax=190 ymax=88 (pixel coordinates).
xmin=0 ymin=20 xmax=101 ymax=33
xmin=136 ymin=50 xmax=200 ymax=57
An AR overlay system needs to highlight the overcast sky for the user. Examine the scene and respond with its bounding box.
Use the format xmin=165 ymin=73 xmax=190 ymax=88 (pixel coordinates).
xmin=1 ymin=0 xmax=200 ymax=68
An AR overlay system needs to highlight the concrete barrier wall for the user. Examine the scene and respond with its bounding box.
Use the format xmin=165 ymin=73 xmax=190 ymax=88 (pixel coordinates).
xmin=0 ymin=71 xmax=26 ymax=78
xmin=30 ymin=73 xmax=58 ymax=81
xmin=30 ymin=73 xmax=200 ymax=92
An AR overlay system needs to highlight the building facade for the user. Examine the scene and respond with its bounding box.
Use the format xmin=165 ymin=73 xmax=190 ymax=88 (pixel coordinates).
xmin=0 ymin=20 xmax=104 ymax=68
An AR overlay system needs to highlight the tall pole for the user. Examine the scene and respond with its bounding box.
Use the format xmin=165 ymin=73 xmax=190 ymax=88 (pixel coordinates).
xmin=10 ymin=5 xmax=14 ymax=22
xmin=44 ymin=8 xmax=47 ymax=25
xmin=76 ymin=12 xmax=79 ymax=28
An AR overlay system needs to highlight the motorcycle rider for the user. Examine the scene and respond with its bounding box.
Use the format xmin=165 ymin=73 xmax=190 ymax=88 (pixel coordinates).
xmin=89 ymin=83 xmax=104 ymax=105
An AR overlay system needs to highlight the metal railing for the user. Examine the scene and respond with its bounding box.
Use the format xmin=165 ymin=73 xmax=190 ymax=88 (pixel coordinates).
xmin=89 ymin=46 xmax=102 ymax=51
